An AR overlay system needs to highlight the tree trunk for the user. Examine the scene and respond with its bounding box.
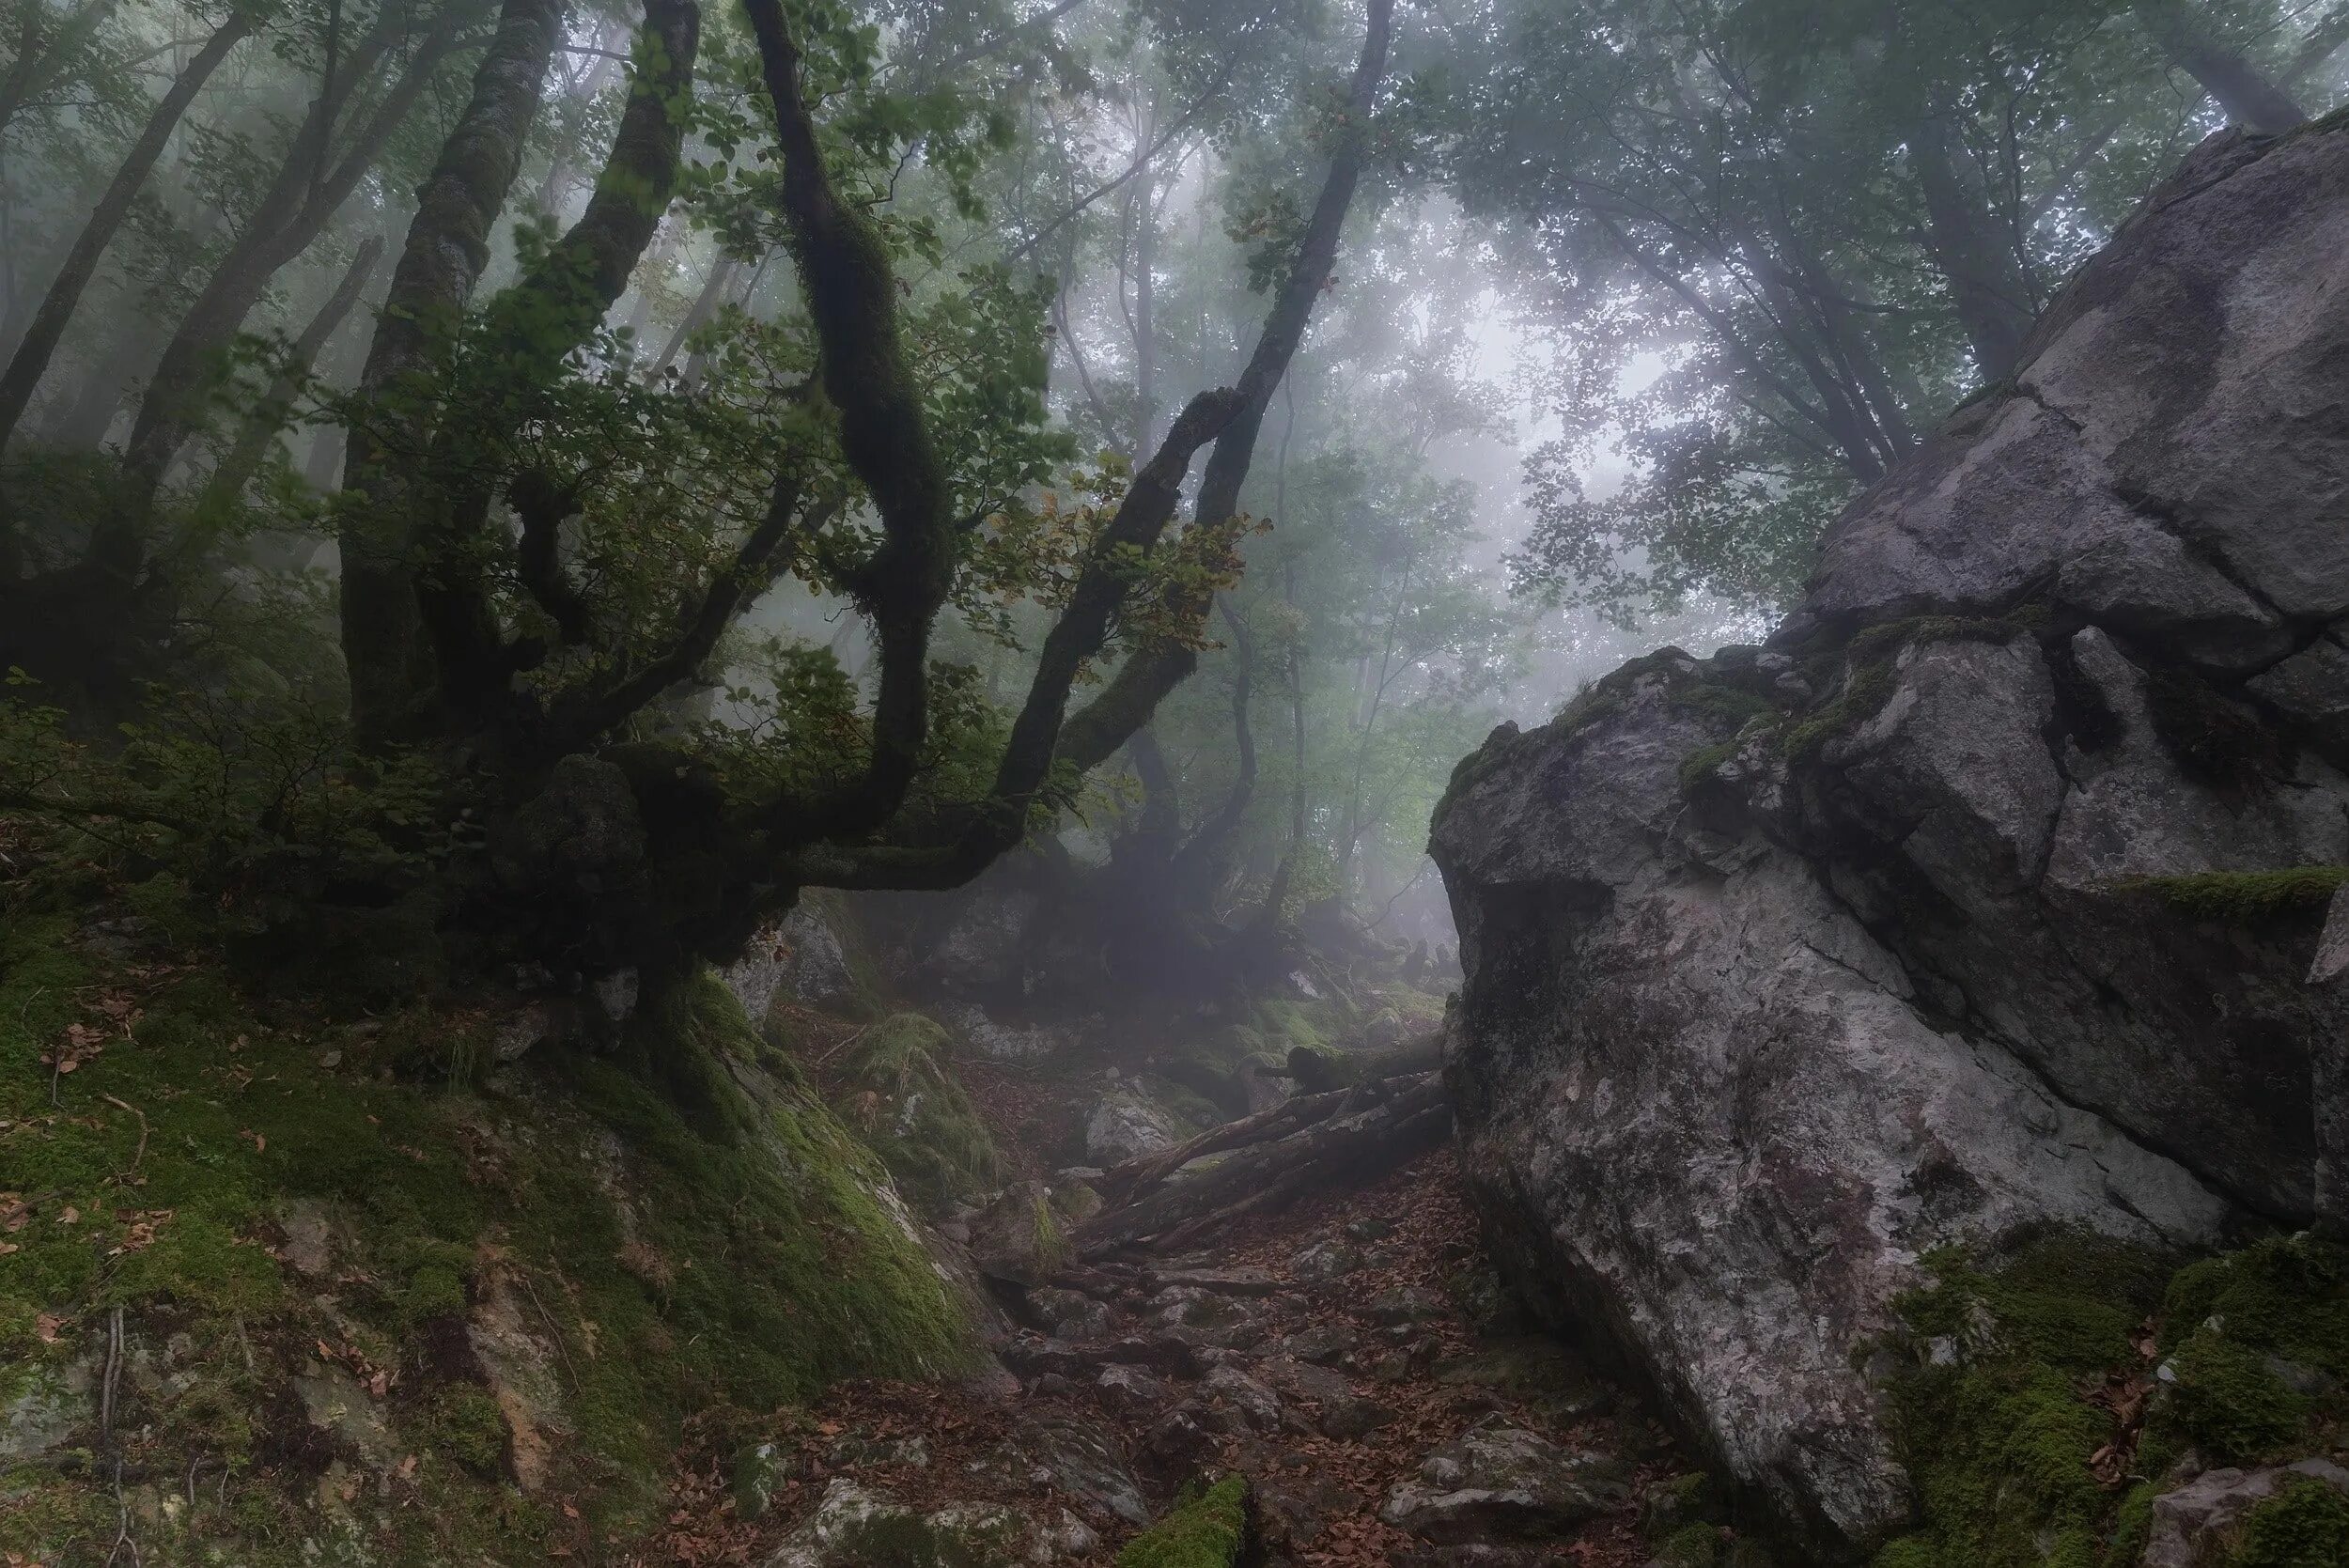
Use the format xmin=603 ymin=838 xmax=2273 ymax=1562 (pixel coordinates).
xmin=413 ymin=0 xmax=701 ymax=720
xmin=0 ymin=11 xmax=247 ymax=453
xmin=338 ymin=0 xmax=565 ymax=746
xmin=195 ymin=232 xmax=385 ymax=516
xmin=2143 ymin=2 xmax=2308 ymax=133
xmin=1055 ymin=0 xmax=1394 ymax=769
xmin=650 ymin=253 xmax=737 ymax=375
xmin=1910 ymin=110 xmax=2036 ymax=381
xmin=106 ymin=3 xmax=474 ymax=560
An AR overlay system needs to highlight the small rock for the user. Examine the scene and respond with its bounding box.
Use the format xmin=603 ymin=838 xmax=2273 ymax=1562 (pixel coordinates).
xmin=1200 ymin=1364 xmax=1282 ymax=1433
xmin=1152 ymin=1265 xmax=1282 ymax=1297
xmin=1361 ymin=1285 xmax=1444 ymax=1326
xmin=1268 ymin=1358 xmax=1392 ymax=1439
xmin=1026 ymin=1286 xmax=1111 ymax=1343
xmin=1002 ymin=1332 xmax=1087 ymax=1380
xmin=968 ymin=1182 xmax=1066 ymax=1287
xmin=734 ymin=1441 xmax=793 ymax=1520
xmin=2142 ymin=1458 xmax=2349 ymax=1568
xmin=1380 ymin=1425 xmax=1631 ymax=1543
xmin=1345 ymin=1218 xmax=1395 ymax=1242
xmin=1278 ymin=1324 xmax=1358 ymax=1367
xmin=1290 ymin=1238 xmax=1365 ymax=1282
xmin=1095 ymin=1363 xmax=1168 ymax=1417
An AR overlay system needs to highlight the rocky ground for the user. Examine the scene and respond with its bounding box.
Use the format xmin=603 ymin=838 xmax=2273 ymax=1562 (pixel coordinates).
xmin=640 ymin=1143 xmax=1741 ymax=1568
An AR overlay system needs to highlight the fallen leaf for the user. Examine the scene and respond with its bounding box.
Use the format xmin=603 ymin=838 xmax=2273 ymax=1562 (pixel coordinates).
xmin=55 ymin=1205 xmax=77 ymax=1225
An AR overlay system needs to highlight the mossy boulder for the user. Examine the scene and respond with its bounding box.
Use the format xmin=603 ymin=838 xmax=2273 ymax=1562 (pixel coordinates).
xmin=833 ymin=1012 xmax=1002 ymax=1215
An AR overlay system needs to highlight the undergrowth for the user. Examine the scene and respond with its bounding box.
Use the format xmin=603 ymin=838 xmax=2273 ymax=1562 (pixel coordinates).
xmin=0 ymin=889 xmax=972 ymax=1565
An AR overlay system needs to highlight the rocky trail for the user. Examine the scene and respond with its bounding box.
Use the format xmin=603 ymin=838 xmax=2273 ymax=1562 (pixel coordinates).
xmin=637 ymin=1052 xmax=1730 ymax=1568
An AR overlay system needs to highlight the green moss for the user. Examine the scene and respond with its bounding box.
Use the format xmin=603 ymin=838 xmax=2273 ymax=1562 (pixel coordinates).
xmin=0 ymin=913 xmax=976 ymax=1562
xmin=1783 ymin=659 xmax=1898 ymax=762
xmin=2152 ymin=1235 xmax=2347 ymax=1466
xmin=1871 ymin=1539 xmax=1940 ymax=1568
xmin=1879 ymin=1234 xmax=2175 ymax=1567
xmin=1653 ymin=1521 xmax=1722 ymax=1567
xmin=1677 ymin=740 xmax=1740 ymax=796
xmin=834 ymin=1012 xmax=1001 ymax=1215
xmin=2228 ymin=1476 xmax=2349 ymax=1568
xmin=2118 ymin=867 xmax=2349 ymax=924
xmin=428 ymin=1385 xmax=511 ymax=1478
xmin=1118 ymin=1474 xmax=1252 ymax=1568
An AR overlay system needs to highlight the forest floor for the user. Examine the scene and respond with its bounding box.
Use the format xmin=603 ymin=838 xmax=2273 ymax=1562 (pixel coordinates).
xmin=639 ymin=1047 xmax=1731 ymax=1568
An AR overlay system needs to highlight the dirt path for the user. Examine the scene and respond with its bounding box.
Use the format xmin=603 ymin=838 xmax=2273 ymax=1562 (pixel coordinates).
xmin=648 ymin=1144 xmax=1712 ymax=1567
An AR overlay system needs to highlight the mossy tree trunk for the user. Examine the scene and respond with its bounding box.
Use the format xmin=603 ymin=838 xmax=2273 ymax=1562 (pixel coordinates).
xmin=337 ymin=0 xmax=568 ymax=745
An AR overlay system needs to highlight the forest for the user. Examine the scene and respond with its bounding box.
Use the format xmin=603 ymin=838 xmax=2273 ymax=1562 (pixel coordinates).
xmin=1 ymin=0 xmax=2347 ymax=1564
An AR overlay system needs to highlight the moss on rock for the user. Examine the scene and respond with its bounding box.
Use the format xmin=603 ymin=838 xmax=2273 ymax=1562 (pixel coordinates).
xmin=1117 ymin=1473 xmax=1253 ymax=1568
xmin=2228 ymin=1475 xmax=2349 ymax=1567
xmin=0 ymin=914 xmax=975 ymax=1564
xmin=833 ymin=1012 xmax=1002 ymax=1215
xmin=2118 ymin=866 xmax=2349 ymax=924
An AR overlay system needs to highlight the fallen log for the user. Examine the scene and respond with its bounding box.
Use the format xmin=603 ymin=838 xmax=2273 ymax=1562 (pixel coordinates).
xmin=1074 ymin=1071 xmax=1450 ymax=1257
xmin=1091 ymin=1079 xmax=1366 ymax=1205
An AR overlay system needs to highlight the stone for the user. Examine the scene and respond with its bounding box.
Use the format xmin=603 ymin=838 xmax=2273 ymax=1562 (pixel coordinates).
xmin=1361 ymin=1285 xmax=1444 ymax=1326
xmin=2140 ymin=1458 xmax=2349 ymax=1568
xmin=735 ymin=1441 xmax=794 ymax=1520
xmin=1025 ymin=1285 xmax=1111 ymax=1343
xmin=762 ymin=1478 xmax=1097 ymax=1567
xmin=1094 ymin=1363 xmax=1167 ymax=1418
xmin=1265 ymin=1358 xmax=1393 ymax=1439
xmin=1152 ymin=1265 xmax=1282 ymax=1297
xmin=1429 ymin=120 xmax=2349 ymax=1555
xmin=1199 ymin=1364 xmax=1282 ymax=1434
xmin=1277 ymin=1324 xmax=1359 ymax=1368
xmin=1289 ymin=1238 xmax=1364 ymax=1282
xmin=949 ymin=1002 xmax=1081 ymax=1064
xmin=1379 ymin=1425 xmax=1630 ymax=1543
xmin=990 ymin=1415 xmax=1148 ymax=1528
xmin=1082 ymin=1091 xmax=1185 ymax=1166
xmin=723 ymin=905 xmax=862 ymax=1024
xmin=968 ymin=1182 xmax=1066 ymax=1288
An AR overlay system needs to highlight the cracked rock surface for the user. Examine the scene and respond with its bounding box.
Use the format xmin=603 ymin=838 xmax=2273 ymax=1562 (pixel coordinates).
xmin=1429 ymin=120 xmax=2349 ymax=1558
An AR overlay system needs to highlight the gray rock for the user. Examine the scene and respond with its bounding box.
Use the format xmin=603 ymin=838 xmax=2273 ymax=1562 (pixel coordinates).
xmin=1289 ymin=1238 xmax=1365 ymax=1282
xmin=1152 ymin=1265 xmax=1282 ymax=1297
xmin=2141 ymin=1458 xmax=2349 ymax=1568
xmin=1430 ymin=122 xmax=2349 ymax=1555
xmin=1266 ymin=1358 xmax=1393 ymax=1439
xmin=968 ymin=1183 xmax=1066 ymax=1288
xmin=724 ymin=905 xmax=861 ymax=1023
xmin=1379 ymin=1425 xmax=1630 ymax=1543
xmin=1199 ymin=1364 xmax=1283 ymax=1433
xmin=1025 ymin=1285 xmax=1111 ymax=1343
xmin=1082 ymin=1090 xmax=1185 ymax=1165
xmin=1361 ymin=1285 xmax=1444 ymax=1326
xmin=1094 ymin=1363 xmax=1167 ymax=1417
xmin=763 ymin=1478 xmax=1097 ymax=1567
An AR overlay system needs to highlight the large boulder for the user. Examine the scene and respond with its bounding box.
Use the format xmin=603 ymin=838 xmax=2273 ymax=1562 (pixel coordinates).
xmin=1429 ymin=122 xmax=2349 ymax=1559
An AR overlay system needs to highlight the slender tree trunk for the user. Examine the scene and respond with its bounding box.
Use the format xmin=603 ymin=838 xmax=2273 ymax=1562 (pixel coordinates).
xmin=651 ymin=252 xmax=736 ymax=374
xmin=338 ymin=0 xmax=564 ymax=746
xmin=1911 ymin=111 xmax=2036 ymax=381
xmin=0 ymin=13 xmax=248 ymax=453
xmin=1057 ymin=0 xmax=1394 ymax=765
xmin=1130 ymin=95 xmax=1158 ymax=458
xmin=2142 ymin=2 xmax=2308 ymax=133
xmin=107 ymin=3 xmax=474 ymax=557
xmin=196 ymin=233 xmax=386 ymax=516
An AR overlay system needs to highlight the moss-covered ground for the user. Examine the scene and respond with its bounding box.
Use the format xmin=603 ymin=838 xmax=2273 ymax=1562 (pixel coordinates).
xmin=0 ymin=892 xmax=972 ymax=1565
xmin=1870 ymin=1231 xmax=2349 ymax=1568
